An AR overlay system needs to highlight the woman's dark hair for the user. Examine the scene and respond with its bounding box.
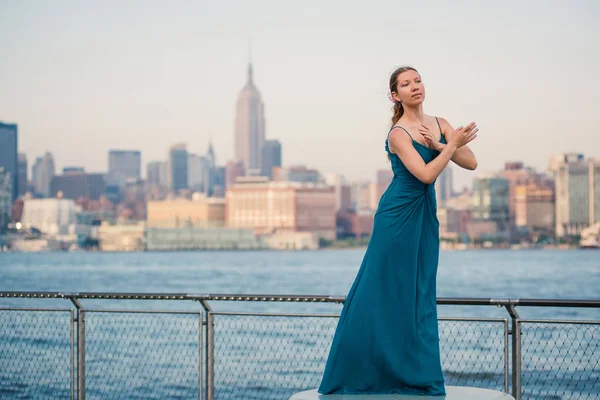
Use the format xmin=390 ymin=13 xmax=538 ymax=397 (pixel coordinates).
xmin=389 ymin=66 xmax=418 ymax=126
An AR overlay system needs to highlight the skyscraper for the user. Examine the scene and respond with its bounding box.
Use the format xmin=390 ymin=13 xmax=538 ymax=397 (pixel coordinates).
xmin=18 ymin=153 xmax=27 ymax=196
xmin=108 ymin=150 xmax=141 ymax=186
xmin=147 ymin=161 xmax=162 ymax=186
xmin=261 ymin=139 xmax=282 ymax=179
xmin=324 ymin=173 xmax=351 ymax=212
xmin=32 ymin=152 xmax=55 ymax=197
xmin=435 ymin=166 xmax=454 ymax=208
xmin=554 ymin=153 xmax=600 ymax=237
xmin=50 ymin=172 xmax=105 ymax=200
xmin=203 ymin=141 xmax=217 ymax=196
xmin=206 ymin=140 xmax=216 ymax=167
xmin=0 ymin=167 xmax=12 ymax=228
xmin=234 ymin=62 xmax=265 ymax=174
xmin=0 ymin=122 xmax=18 ymax=202
xmin=187 ymin=153 xmax=207 ymax=191
xmin=147 ymin=161 xmax=169 ymax=188
xmin=471 ymin=175 xmax=510 ymax=232
xmin=225 ymin=161 xmax=245 ymax=188
xmin=168 ymin=144 xmax=188 ymax=192
xmin=159 ymin=161 xmax=168 ymax=188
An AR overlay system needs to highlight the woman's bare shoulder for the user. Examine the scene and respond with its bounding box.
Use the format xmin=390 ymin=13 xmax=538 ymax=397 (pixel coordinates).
xmin=433 ymin=116 xmax=454 ymax=134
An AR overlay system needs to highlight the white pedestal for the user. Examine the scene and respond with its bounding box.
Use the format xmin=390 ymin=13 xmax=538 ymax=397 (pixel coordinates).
xmin=289 ymin=386 xmax=515 ymax=400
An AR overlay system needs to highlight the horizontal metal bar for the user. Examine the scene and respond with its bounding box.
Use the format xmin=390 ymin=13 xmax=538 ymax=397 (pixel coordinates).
xmin=438 ymin=298 xmax=518 ymax=306
xmin=211 ymin=311 xmax=341 ymax=317
xmin=519 ymin=319 xmax=600 ymax=325
xmin=515 ymin=298 xmax=600 ymax=308
xmin=0 ymin=307 xmax=73 ymax=312
xmin=189 ymin=294 xmax=347 ymax=303
xmin=1 ymin=291 xmax=599 ymax=308
xmin=0 ymin=291 xmax=192 ymax=300
xmin=84 ymin=309 xmax=203 ymax=315
xmin=439 ymin=317 xmax=508 ymax=323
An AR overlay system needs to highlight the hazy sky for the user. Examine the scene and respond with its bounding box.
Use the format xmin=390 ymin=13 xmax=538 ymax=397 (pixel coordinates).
xmin=1 ymin=0 xmax=599 ymax=190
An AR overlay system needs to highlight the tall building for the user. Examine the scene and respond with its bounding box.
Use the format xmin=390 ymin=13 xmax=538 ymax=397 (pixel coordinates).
xmin=50 ymin=172 xmax=105 ymax=200
xmin=471 ymin=175 xmax=510 ymax=232
xmin=340 ymin=184 xmax=352 ymax=211
xmin=168 ymin=144 xmax=188 ymax=192
xmin=234 ymin=62 xmax=266 ymax=174
xmin=159 ymin=161 xmax=168 ymax=188
xmin=17 ymin=153 xmax=27 ymax=196
xmin=32 ymin=152 xmax=55 ymax=197
xmin=0 ymin=167 xmax=12 ymax=227
xmin=225 ymin=161 xmax=245 ymax=189
xmin=554 ymin=153 xmax=600 ymax=237
xmin=187 ymin=153 xmax=207 ymax=191
xmin=0 ymin=122 xmax=18 ymax=202
xmin=368 ymin=182 xmax=381 ymax=210
xmin=146 ymin=160 xmax=169 ymax=200
xmin=350 ymin=181 xmax=372 ymax=211
xmin=203 ymin=141 xmax=218 ymax=196
xmin=435 ymin=166 xmax=453 ymax=207
xmin=206 ymin=140 xmax=216 ymax=167
xmin=146 ymin=160 xmax=169 ymax=188
xmin=147 ymin=161 xmax=163 ymax=186
xmin=324 ymin=173 xmax=351 ymax=212
xmin=372 ymin=169 xmax=394 ymax=210
xmin=514 ymin=182 xmax=555 ymax=235
xmin=210 ymin=166 xmax=226 ymax=197
xmin=498 ymin=161 xmax=539 ymax=226
xmin=261 ymin=139 xmax=282 ymax=179
xmin=438 ymin=207 xmax=472 ymax=237
xmin=108 ymin=150 xmax=141 ymax=186
xmin=187 ymin=141 xmax=219 ymax=195
xmin=376 ymin=169 xmax=394 ymax=187
xmin=592 ymin=159 xmax=600 ymax=225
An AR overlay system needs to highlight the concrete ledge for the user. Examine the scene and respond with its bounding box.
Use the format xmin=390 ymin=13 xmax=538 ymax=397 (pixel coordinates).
xmin=289 ymin=386 xmax=515 ymax=399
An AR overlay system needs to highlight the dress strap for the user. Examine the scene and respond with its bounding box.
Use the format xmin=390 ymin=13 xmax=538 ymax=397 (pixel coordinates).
xmin=387 ymin=125 xmax=413 ymax=141
xmin=435 ymin=117 xmax=443 ymax=135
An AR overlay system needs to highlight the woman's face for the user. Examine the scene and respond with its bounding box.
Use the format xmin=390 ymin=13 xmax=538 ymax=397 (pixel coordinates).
xmin=392 ymin=70 xmax=425 ymax=106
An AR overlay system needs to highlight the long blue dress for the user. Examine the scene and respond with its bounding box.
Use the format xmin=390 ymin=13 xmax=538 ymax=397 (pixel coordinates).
xmin=318 ymin=118 xmax=447 ymax=396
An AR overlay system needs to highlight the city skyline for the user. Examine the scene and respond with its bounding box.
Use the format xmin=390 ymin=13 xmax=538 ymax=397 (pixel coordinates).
xmin=1 ymin=1 xmax=599 ymax=191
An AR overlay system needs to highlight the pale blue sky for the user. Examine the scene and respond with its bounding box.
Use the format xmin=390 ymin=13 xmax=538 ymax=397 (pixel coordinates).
xmin=1 ymin=0 xmax=598 ymax=190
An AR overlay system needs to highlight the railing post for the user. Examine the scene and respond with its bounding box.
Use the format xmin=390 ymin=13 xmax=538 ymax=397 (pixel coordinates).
xmin=199 ymin=311 xmax=203 ymax=400
xmin=206 ymin=312 xmax=214 ymax=400
xmin=199 ymin=300 xmax=214 ymax=400
xmin=506 ymin=305 xmax=521 ymax=400
xmin=71 ymin=297 xmax=85 ymax=400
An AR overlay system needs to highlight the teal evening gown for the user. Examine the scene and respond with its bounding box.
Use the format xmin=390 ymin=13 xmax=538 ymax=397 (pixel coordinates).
xmin=318 ymin=118 xmax=447 ymax=396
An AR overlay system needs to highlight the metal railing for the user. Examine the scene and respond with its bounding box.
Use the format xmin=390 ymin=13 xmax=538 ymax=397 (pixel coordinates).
xmin=0 ymin=291 xmax=598 ymax=400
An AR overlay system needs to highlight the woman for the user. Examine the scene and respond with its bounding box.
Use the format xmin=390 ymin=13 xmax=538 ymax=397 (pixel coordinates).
xmin=318 ymin=66 xmax=478 ymax=396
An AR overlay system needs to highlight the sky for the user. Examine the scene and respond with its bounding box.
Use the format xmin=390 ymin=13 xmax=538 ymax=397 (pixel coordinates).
xmin=1 ymin=0 xmax=599 ymax=190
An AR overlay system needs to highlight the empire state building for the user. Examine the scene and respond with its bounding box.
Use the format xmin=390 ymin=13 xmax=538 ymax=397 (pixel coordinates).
xmin=234 ymin=62 xmax=265 ymax=174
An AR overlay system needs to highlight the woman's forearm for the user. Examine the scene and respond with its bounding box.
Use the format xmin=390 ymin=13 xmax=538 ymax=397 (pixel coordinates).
xmin=435 ymin=143 xmax=477 ymax=170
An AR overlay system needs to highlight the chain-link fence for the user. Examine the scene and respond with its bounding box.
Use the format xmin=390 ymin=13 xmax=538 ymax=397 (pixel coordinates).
xmin=0 ymin=308 xmax=73 ymax=399
xmin=0 ymin=292 xmax=599 ymax=400
xmin=211 ymin=313 xmax=339 ymax=400
xmin=520 ymin=320 xmax=600 ymax=400
xmin=84 ymin=310 xmax=202 ymax=400
xmin=439 ymin=318 xmax=508 ymax=392
xmin=210 ymin=314 xmax=509 ymax=400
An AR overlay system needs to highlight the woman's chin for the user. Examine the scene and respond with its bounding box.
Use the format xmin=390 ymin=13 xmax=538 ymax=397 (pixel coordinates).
xmin=407 ymin=97 xmax=424 ymax=106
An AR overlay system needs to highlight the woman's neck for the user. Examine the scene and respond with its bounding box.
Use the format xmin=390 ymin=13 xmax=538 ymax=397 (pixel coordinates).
xmin=401 ymin=104 xmax=425 ymax=123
